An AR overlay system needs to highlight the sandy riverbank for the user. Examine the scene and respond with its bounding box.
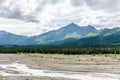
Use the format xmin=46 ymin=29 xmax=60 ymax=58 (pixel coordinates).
xmin=0 ymin=54 xmax=120 ymax=80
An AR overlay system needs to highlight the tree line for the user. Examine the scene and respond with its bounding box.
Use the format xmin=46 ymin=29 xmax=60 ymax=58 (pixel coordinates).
xmin=0 ymin=45 xmax=120 ymax=54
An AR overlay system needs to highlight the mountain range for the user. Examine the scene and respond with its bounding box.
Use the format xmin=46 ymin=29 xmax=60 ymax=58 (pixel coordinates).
xmin=54 ymin=27 xmax=120 ymax=46
xmin=0 ymin=30 xmax=27 ymax=45
xmin=22 ymin=23 xmax=97 ymax=45
xmin=0 ymin=23 xmax=120 ymax=46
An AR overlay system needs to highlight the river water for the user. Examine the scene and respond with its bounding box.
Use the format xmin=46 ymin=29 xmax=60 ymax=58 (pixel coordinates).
xmin=0 ymin=63 xmax=120 ymax=80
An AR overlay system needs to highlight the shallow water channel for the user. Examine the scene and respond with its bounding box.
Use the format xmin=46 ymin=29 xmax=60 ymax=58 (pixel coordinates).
xmin=0 ymin=63 xmax=120 ymax=80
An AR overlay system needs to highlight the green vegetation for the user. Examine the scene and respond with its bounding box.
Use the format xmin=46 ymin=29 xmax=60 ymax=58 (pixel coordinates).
xmin=26 ymin=53 xmax=120 ymax=59
xmin=96 ymin=54 xmax=120 ymax=60
xmin=0 ymin=75 xmax=3 ymax=80
xmin=0 ymin=46 xmax=120 ymax=54
xmin=24 ymin=53 xmax=120 ymax=64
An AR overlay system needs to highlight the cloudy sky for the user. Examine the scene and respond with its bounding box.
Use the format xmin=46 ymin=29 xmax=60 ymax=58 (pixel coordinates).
xmin=0 ymin=0 xmax=120 ymax=36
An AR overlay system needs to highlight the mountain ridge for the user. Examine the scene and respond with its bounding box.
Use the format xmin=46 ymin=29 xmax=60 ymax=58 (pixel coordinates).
xmin=0 ymin=23 xmax=120 ymax=46
xmin=54 ymin=27 xmax=120 ymax=46
xmin=0 ymin=30 xmax=28 ymax=45
xmin=22 ymin=23 xmax=97 ymax=45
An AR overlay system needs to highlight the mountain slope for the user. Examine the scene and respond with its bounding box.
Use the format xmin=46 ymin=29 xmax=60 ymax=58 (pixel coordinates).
xmin=0 ymin=30 xmax=28 ymax=45
xmin=54 ymin=27 xmax=120 ymax=46
xmin=23 ymin=23 xmax=97 ymax=45
xmin=0 ymin=24 xmax=119 ymax=46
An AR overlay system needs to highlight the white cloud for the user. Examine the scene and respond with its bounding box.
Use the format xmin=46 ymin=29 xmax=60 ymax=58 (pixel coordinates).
xmin=0 ymin=0 xmax=119 ymax=36
xmin=84 ymin=0 xmax=120 ymax=12
xmin=0 ymin=17 xmax=53 ymax=36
